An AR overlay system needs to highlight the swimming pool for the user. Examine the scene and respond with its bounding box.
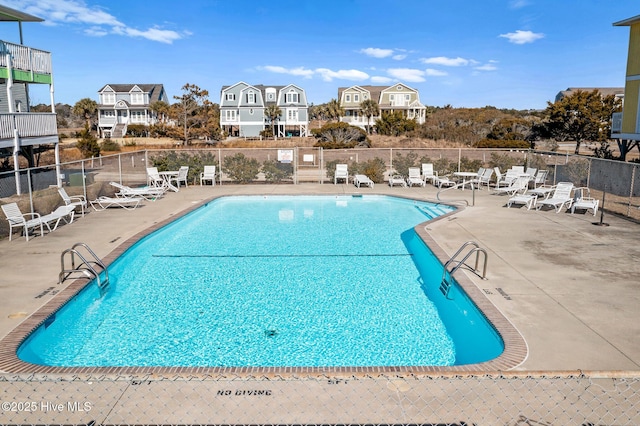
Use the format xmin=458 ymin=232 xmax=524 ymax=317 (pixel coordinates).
xmin=18 ymin=195 xmax=504 ymax=368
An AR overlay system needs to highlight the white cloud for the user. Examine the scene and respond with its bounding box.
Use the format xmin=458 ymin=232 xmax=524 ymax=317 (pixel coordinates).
xmin=260 ymin=66 xmax=315 ymax=78
xmin=359 ymin=47 xmax=394 ymax=58
xmin=387 ymin=68 xmax=425 ymax=83
xmin=475 ymin=61 xmax=498 ymax=71
xmin=509 ymin=0 xmax=531 ymax=9
xmin=392 ymin=54 xmax=407 ymax=61
xmin=315 ymin=68 xmax=370 ymax=82
xmin=499 ymin=30 xmax=544 ymax=44
xmin=420 ymin=56 xmax=470 ymax=67
xmin=425 ymin=69 xmax=448 ymax=77
xmin=7 ymin=0 xmax=188 ymax=44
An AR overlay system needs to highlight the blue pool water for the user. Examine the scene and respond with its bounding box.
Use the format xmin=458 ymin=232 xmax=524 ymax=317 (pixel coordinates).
xmin=19 ymin=195 xmax=503 ymax=367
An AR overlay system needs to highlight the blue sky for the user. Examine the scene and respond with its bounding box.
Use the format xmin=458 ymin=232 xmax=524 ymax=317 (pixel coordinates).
xmin=3 ymin=0 xmax=639 ymax=110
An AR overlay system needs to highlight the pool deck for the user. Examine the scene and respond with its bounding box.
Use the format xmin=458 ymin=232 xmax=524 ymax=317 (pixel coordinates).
xmin=1 ymin=182 xmax=639 ymax=423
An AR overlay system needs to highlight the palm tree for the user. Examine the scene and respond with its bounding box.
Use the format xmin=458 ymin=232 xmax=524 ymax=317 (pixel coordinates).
xmin=264 ymin=104 xmax=282 ymax=139
xmin=325 ymin=98 xmax=344 ymax=122
xmin=359 ymin=99 xmax=379 ymax=134
xmin=72 ymin=98 xmax=98 ymax=129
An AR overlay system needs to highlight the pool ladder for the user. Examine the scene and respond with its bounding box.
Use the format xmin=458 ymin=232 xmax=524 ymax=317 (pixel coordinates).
xmin=440 ymin=241 xmax=488 ymax=299
xmin=59 ymin=242 xmax=109 ymax=290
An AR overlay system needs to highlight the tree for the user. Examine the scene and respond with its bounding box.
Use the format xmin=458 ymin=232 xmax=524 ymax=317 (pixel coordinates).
xmin=359 ymin=99 xmax=379 ymax=134
xmin=375 ymin=111 xmax=417 ymax=136
xmin=149 ymin=100 xmax=171 ymax=123
xmin=325 ymin=98 xmax=344 ymax=122
xmin=544 ymin=89 xmax=621 ymax=154
xmin=72 ymin=98 xmax=98 ymax=129
xmin=76 ymin=124 xmax=100 ymax=158
xmin=264 ymin=104 xmax=282 ymax=140
xmin=170 ymin=83 xmax=214 ymax=145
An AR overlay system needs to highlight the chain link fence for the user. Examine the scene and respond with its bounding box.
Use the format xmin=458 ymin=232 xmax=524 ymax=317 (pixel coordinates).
xmin=0 ymin=372 xmax=639 ymax=425
xmin=1 ymin=147 xmax=639 ymax=239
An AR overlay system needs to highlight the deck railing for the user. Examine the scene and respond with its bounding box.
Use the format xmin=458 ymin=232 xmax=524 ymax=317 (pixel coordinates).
xmin=0 ymin=113 xmax=57 ymax=140
xmin=0 ymin=40 xmax=52 ymax=75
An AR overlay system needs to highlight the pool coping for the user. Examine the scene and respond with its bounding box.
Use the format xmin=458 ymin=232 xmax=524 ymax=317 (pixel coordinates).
xmin=0 ymin=193 xmax=527 ymax=376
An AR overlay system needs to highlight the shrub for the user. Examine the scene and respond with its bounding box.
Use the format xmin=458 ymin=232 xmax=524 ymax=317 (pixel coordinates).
xmin=488 ymin=152 xmax=522 ymax=172
xmin=101 ymin=139 xmax=121 ymax=152
xmin=262 ymin=160 xmax=292 ymax=183
xmin=75 ymin=125 xmax=100 ymax=158
xmin=474 ymin=138 xmax=531 ymax=149
xmin=312 ymin=122 xmax=370 ymax=148
xmin=391 ymin=152 xmax=420 ymax=176
xmin=350 ymin=157 xmax=387 ymax=183
xmin=151 ymin=151 xmax=217 ymax=185
xmin=127 ymin=124 xmax=149 ymax=137
xmin=222 ymin=153 xmax=260 ymax=183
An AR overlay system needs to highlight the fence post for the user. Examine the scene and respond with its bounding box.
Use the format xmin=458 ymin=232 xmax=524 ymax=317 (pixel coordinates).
xmin=628 ymin=164 xmax=637 ymax=217
xmin=118 ymin=153 xmax=123 ymax=184
xmin=27 ymin=169 xmax=34 ymax=215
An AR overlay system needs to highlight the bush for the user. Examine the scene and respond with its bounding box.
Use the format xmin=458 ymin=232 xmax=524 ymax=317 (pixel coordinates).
xmin=488 ymin=152 xmax=522 ymax=172
xmin=222 ymin=153 xmax=260 ymax=183
xmin=127 ymin=124 xmax=149 ymax=137
xmin=76 ymin=125 xmax=100 ymax=158
xmin=312 ymin=122 xmax=370 ymax=148
xmin=350 ymin=157 xmax=387 ymax=183
xmin=391 ymin=152 xmax=420 ymax=176
xmin=151 ymin=151 xmax=217 ymax=185
xmin=262 ymin=160 xmax=292 ymax=183
xmin=101 ymin=139 xmax=121 ymax=152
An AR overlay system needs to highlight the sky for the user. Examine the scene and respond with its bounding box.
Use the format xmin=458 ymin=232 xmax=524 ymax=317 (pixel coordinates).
xmin=2 ymin=0 xmax=639 ymax=110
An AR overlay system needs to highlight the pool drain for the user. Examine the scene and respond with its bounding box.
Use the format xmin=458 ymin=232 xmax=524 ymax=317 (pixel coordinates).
xmin=264 ymin=329 xmax=277 ymax=338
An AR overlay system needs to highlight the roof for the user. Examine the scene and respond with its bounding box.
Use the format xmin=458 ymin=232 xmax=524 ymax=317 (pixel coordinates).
xmin=613 ymin=14 xmax=640 ymax=27
xmin=0 ymin=4 xmax=43 ymax=22
xmin=555 ymin=87 xmax=624 ymax=102
xmin=98 ymin=84 xmax=166 ymax=103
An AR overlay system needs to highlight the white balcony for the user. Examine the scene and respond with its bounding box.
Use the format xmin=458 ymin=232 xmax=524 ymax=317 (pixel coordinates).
xmin=0 ymin=112 xmax=58 ymax=148
xmin=0 ymin=40 xmax=52 ymax=83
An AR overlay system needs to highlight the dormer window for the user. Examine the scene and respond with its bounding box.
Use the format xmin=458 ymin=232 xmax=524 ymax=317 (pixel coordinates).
xmin=345 ymin=94 xmax=351 ymax=102
xmin=286 ymin=90 xmax=299 ymax=103
xmin=102 ymin=92 xmax=115 ymax=105
xmin=131 ymin=92 xmax=144 ymax=105
xmin=225 ymin=93 xmax=236 ymax=101
xmin=247 ymin=91 xmax=255 ymax=103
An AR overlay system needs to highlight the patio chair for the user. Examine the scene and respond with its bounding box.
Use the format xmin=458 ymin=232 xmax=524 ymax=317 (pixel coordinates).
xmin=146 ymin=167 xmax=164 ymax=188
xmin=470 ymin=167 xmax=494 ymax=190
xmin=435 ymin=175 xmax=456 ymax=188
xmin=536 ymin=182 xmax=574 ymax=213
xmin=531 ymin=170 xmax=549 ymax=188
xmin=421 ymin=163 xmax=438 ymax=185
xmin=110 ymin=182 xmax=165 ymax=200
xmin=492 ymin=176 xmax=530 ymax=196
xmin=39 ymin=205 xmax=75 ymax=231
xmin=91 ymin=196 xmax=143 ymax=211
xmin=2 ymin=202 xmax=45 ymax=241
xmin=495 ymin=169 xmax=520 ymax=188
xmin=570 ymin=187 xmax=599 ymax=216
xmin=200 ymin=165 xmax=216 ymax=186
xmin=353 ymin=174 xmax=374 ymax=188
xmin=170 ymin=166 xmax=189 ymax=189
xmin=58 ymin=187 xmax=87 ymax=217
xmin=406 ymin=167 xmax=425 ymax=187
xmin=334 ymin=164 xmax=348 ymax=184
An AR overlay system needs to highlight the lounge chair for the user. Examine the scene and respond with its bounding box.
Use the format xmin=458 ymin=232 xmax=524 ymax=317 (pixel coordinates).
xmin=388 ymin=174 xmax=407 ymax=187
xmin=421 ymin=163 xmax=438 ymax=185
xmin=436 ymin=175 xmax=456 ymax=188
xmin=40 ymin=205 xmax=75 ymax=231
xmin=353 ymin=174 xmax=374 ymax=188
xmin=492 ymin=176 xmax=530 ymax=196
xmin=470 ymin=167 xmax=494 ymax=190
xmin=531 ymin=170 xmax=549 ymax=188
xmin=110 ymin=182 xmax=165 ymax=200
xmin=58 ymin=187 xmax=87 ymax=217
xmin=406 ymin=167 xmax=425 ymax=187
xmin=536 ymin=182 xmax=574 ymax=213
xmin=200 ymin=165 xmax=216 ymax=186
xmin=570 ymin=187 xmax=599 ymax=216
xmin=2 ymin=202 xmax=45 ymax=241
xmin=170 ymin=166 xmax=189 ymax=189
xmin=495 ymin=169 xmax=520 ymax=188
xmin=334 ymin=164 xmax=348 ymax=184
xmin=91 ymin=196 xmax=143 ymax=211
xmin=507 ymin=189 xmax=537 ymax=210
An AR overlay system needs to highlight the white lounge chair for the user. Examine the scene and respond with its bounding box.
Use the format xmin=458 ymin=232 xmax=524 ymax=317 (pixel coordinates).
xmin=170 ymin=166 xmax=189 ymax=189
xmin=531 ymin=170 xmax=549 ymax=188
xmin=470 ymin=167 xmax=494 ymax=190
xmin=492 ymin=176 xmax=530 ymax=196
xmin=2 ymin=202 xmax=45 ymax=241
xmin=507 ymin=190 xmax=537 ymax=210
xmin=58 ymin=187 xmax=87 ymax=217
xmin=421 ymin=163 xmax=438 ymax=185
xmin=40 ymin=205 xmax=75 ymax=231
xmin=495 ymin=169 xmax=520 ymax=188
xmin=91 ymin=196 xmax=143 ymax=211
xmin=536 ymin=182 xmax=574 ymax=213
xmin=406 ymin=167 xmax=425 ymax=187
xmin=334 ymin=164 xmax=348 ymax=184
xmin=200 ymin=165 xmax=216 ymax=186
xmin=110 ymin=182 xmax=165 ymax=200
xmin=353 ymin=174 xmax=374 ymax=188
xmin=388 ymin=174 xmax=407 ymax=187
xmin=570 ymin=187 xmax=599 ymax=216
xmin=436 ymin=175 xmax=456 ymax=188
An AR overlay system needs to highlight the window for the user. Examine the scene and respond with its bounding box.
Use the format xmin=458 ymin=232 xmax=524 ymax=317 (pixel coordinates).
xmin=288 ymin=109 xmax=298 ymax=121
xmin=354 ymin=94 xmax=359 ymax=102
xmin=345 ymin=94 xmax=351 ymax=102
xmin=405 ymin=94 xmax=410 ymax=101
xmin=102 ymin=110 xmax=115 ymax=117
xmin=225 ymin=110 xmax=237 ymax=121
xmin=130 ymin=92 xmax=144 ymax=105
xmin=286 ymin=91 xmax=299 ymax=103
xmin=247 ymin=91 xmax=255 ymax=103
xmin=102 ymin=92 xmax=115 ymax=104
xmin=389 ymin=94 xmax=395 ymax=102
xmin=267 ymin=92 xmax=275 ymax=101
xmin=225 ymin=93 xmax=236 ymax=101
xmin=131 ymin=111 xmax=145 ymax=122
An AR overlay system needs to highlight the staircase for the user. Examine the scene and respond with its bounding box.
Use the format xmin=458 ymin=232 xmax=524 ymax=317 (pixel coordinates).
xmin=111 ymin=123 xmax=126 ymax=138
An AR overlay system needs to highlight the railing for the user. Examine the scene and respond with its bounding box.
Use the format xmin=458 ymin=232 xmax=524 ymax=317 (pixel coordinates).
xmin=0 ymin=40 xmax=52 ymax=75
xmin=0 ymin=113 xmax=57 ymax=140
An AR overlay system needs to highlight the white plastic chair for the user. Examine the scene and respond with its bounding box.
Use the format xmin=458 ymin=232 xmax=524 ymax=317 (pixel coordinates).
xmin=406 ymin=167 xmax=425 ymax=187
xmin=170 ymin=166 xmax=189 ymax=189
xmin=2 ymin=202 xmax=45 ymax=241
xmin=421 ymin=163 xmax=438 ymax=185
xmin=536 ymin=182 xmax=574 ymax=213
xmin=200 ymin=165 xmax=216 ymax=186
xmin=571 ymin=187 xmax=599 ymax=216
xmin=334 ymin=164 xmax=348 ymax=184
xmin=58 ymin=187 xmax=87 ymax=217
